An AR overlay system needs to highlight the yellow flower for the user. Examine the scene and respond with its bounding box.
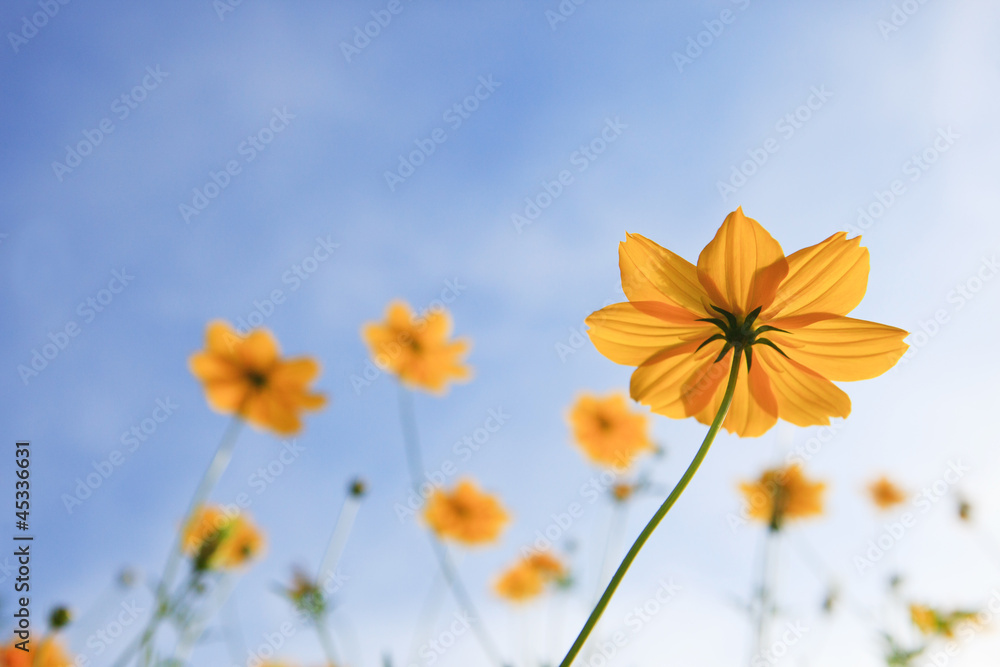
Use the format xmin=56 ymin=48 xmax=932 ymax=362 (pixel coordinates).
xmin=910 ymin=604 xmax=979 ymax=638
xmin=362 ymin=300 xmax=471 ymax=394
xmin=182 ymin=505 xmax=266 ymax=570
xmin=611 ymin=482 xmax=637 ymax=502
xmin=189 ymin=321 xmax=326 ymax=435
xmin=494 ymin=551 xmax=567 ymax=602
xmin=868 ymin=476 xmax=907 ymax=510
xmin=739 ymin=464 xmax=825 ymax=530
xmin=586 ymin=207 xmax=909 ymax=437
xmin=0 ymin=637 xmax=74 ymax=667
xmin=568 ymin=393 xmax=654 ymax=469
xmin=423 ymin=479 xmax=509 ymax=545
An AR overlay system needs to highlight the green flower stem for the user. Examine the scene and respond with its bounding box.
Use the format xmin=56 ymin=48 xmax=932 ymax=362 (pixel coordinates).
xmin=558 ymin=348 xmax=744 ymax=667
xmin=397 ymin=385 xmax=510 ymax=667
xmin=113 ymin=416 xmax=245 ymax=667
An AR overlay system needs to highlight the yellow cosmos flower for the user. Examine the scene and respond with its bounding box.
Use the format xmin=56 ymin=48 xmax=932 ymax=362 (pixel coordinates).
xmin=586 ymin=207 xmax=909 ymax=437
xmin=423 ymin=479 xmax=509 ymax=545
xmin=868 ymin=475 xmax=907 ymax=510
xmin=568 ymin=393 xmax=654 ymax=469
xmin=189 ymin=321 xmax=326 ymax=435
xmin=362 ymin=300 xmax=471 ymax=394
xmin=739 ymin=464 xmax=825 ymax=530
xmin=0 ymin=637 xmax=73 ymax=667
xmin=494 ymin=551 xmax=567 ymax=602
xmin=182 ymin=505 xmax=266 ymax=571
xmin=910 ymin=604 xmax=979 ymax=638
xmin=611 ymin=482 xmax=637 ymax=502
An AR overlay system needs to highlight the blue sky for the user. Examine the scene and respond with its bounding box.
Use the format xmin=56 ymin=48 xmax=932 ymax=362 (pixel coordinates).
xmin=3 ymin=1 xmax=1000 ymax=665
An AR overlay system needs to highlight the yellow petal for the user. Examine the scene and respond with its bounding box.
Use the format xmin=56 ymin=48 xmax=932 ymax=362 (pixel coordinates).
xmin=586 ymin=301 xmax=715 ymax=366
xmin=245 ymin=392 xmax=301 ymax=435
xmin=768 ymin=316 xmax=909 ymax=381
xmin=271 ymin=357 xmax=320 ymax=387
xmin=238 ymin=329 xmax=280 ymax=372
xmin=206 ymin=320 xmax=240 ymax=356
xmin=767 ymin=232 xmax=870 ymax=319
xmin=619 ymin=233 xmax=710 ymax=314
xmin=203 ymin=379 xmax=250 ymax=413
xmin=718 ymin=354 xmax=778 ymax=437
xmin=756 ymin=346 xmax=851 ymax=427
xmin=188 ymin=352 xmax=241 ymax=383
xmin=696 ymin=207 xmax=788 ymax=316
xmin=629 ymin=340 xmax=724 ymax=418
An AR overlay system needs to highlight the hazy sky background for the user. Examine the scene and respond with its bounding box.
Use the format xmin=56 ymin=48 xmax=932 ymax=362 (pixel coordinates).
xmin=3 ymin=1 xmax=1000 ymax=665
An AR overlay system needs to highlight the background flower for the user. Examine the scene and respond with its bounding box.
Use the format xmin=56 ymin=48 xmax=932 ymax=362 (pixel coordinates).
xmin=568 ymin=392 xmax=654 ymax=468
xmin=189 ymin=321 xmax=326 ymax=435
xmin=423 ymin=479 xmax=509 ymax=545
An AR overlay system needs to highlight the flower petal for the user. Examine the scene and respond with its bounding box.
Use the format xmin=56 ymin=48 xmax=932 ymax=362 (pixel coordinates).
xmin=716 ymin=352 xmax=778 ymax=437
xmin=238 ymin=329 xmax=280 ymax=372
xmin=696 ymin=207 xmax=788 ymax=316
xmin=586 ymin=301 xmax=715 ymax=366
xmin=756 ymin=346 xmax=851 ymax=426
xmin=767 ymin=232 xmax=870 ymax=319
xmin=619 ymin=233 xmax=710 ymax=314
xmin=271 ymin=357 xmax=321 ymax=387
xmin=767 ymin=316 xmax=909 ymax=381
xmin=189 ymin=352 xmax=241 ymax=383
xmin=629 ymin=340 xmax=726 ymax=418
xmin=205 ymin=320 xmax=240 ymax=356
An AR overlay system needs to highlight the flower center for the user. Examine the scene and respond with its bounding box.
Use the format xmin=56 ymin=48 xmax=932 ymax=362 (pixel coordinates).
xmin=696 ymin=305 xmax=790 ymax=370
xmin=246 ymin=370 xmax=268 ymax=389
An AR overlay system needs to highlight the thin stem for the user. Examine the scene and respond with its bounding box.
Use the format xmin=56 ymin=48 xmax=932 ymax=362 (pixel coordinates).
xmin=750 ymin=527 xmax=777 ymax=663
xmin=396 ymin=384 xmax=509 ymax=667
xmin=112 ymin=417 xmax=245 ymax=667
xmin=317 ymin=494 xmax=362 ymax=586
xmin=313 ymin=615 xmax=342 ymax=667
xmin=558 ymin=348 xmax=743 ymax=667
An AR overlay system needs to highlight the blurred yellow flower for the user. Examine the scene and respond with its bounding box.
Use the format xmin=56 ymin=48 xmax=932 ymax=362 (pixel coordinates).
xmin=362 ymin=300 xmax=471 ymax=393
xmin=868 ymin=476 xmax=907 ymax=510
xmin=424 ymin=479 xmax=509 ymax=545
xmin=189 ymin=321 xmax=326 ymax=435
xmin=0 ymin=637 xmax=73 ymax=667
xmin=910 ymin=604 xmax=979 ymax=638
xmin=494 ymin=551 xmax=567 ymax=602
xmin=182 ymin=505 xmax=266 ymax=570
xmin=740 ymin=464 xmax=825 ymax=530
xmin=586 ymin=207 xmax=909 ymax=437
xmin=611 ymin=482 xmax=637 ymax=502
xmin=568 ymin=393 xmax=654 ymax=468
